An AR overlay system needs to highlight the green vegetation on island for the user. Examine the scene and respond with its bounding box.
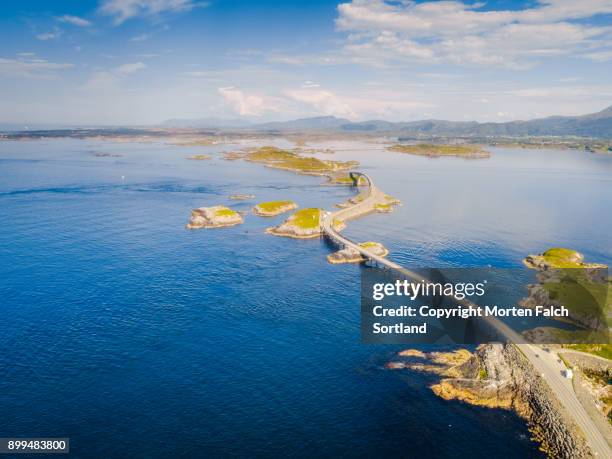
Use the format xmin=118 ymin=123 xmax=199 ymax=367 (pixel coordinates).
xmin=388 ymin=143 xmax=490 ymax=158
xmin=327 ymin=241 xmax=389 ymax=264
xmin=253 ymin=200 xmax=298 ymax=216
xmin=187 ymin=154 xmax=212 ymax=160
xmin=186 ymin=205 xmax=243 ymax=229
xmin=214 ymin=208 xmax=237 ymax=217
xmin=287 ymin=208 xmax=321 ymax=230
xmin=524 ymin=247 xmax=599 ymax=269
xmin=174 ymin=138 xmax=218 ymax=146
xmin=374 ymin=203 xmax=393 ymax=212
xmin=266 ymin=208 xmax=323 ymax=238
xmin=326 ymin=172 xmax=367 ymax=186
xmin=244 ymin=146 xmax=359 ymax=175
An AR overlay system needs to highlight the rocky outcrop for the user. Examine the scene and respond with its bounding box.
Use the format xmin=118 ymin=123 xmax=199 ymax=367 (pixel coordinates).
xmin=387 ymin=345 xmax=591 ymax=458
xmin=326 ymin=241 xmax=388 ymax=264
xmin=266 ymin=208 xmax=323 ymax=239
xmin=186 ymin=205 xmax=243 ymax=229
xmin=253 ymin=200 xmax=298 ymax=217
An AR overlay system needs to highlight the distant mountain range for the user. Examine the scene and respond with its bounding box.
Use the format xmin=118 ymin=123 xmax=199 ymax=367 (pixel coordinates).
xmin=4 ymin=105 xmax=611 ymax=138
xmin=161 ymin=105 xmax=612 ymax=138
xmin=161 ymin=117 xmax=252 ymax=128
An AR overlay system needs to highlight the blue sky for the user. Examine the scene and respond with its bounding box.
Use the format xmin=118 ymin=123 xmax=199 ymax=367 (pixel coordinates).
xmin=1 ymin=0 xmax=611 ymax=125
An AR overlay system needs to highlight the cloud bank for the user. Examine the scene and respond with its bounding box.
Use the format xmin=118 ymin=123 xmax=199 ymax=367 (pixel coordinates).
xmin=336 ymin=0 xmax=612 ymax=68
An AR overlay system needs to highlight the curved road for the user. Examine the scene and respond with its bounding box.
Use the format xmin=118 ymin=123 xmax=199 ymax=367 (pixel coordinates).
xmin=321 ymin=172 xmax=611 ymax=458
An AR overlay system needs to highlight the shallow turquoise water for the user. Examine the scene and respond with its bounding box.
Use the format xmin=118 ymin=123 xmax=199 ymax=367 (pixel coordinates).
xmin=0 ymin=139 xmax=609 ymax=457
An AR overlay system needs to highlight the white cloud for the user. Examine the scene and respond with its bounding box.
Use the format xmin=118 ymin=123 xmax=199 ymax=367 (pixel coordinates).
xmin=285 ymin=88 xmax=356 ymax=118
xmin=99 ymin=0 xmax=205 ymax=25
xmin=335 ymin=0 xmax=612 ymax=68
xmin=115 ymin=62 xmax=146 ymax=74
xmin=81 ymin=62 xmax=146 ymax=91
xmin=36 ymin=27 xmax=62 ymax=41
xmin=81 ymin=71 xmax=121 ymax=92
xmin=57 ymin=15 xmax=92 ymax=27
xmin=585 ymin=50 xmax=612 ymax=62
xmin=218 ymin=87 xmax=266 ymax=116
xmin=0 ymin=56 xmax=73 ymax=78
xmin=130 ymin=33 xmax=150 ymax=42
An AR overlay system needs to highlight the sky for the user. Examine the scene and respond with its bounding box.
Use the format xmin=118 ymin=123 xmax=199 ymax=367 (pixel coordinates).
xmin=1 ymin=0 xmax=611 ymax=125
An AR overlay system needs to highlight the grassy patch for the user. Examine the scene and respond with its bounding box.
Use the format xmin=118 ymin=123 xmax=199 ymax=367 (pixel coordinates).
xmin=214 ymin=207 xmax=238 ymax=217
xmin=543 ymin=278 xmax=608 ymax=317
xmin=541 ymin=247 xmax=583 ymax=268
xmin=288 ymin=208 xmax=321 ymax=229
xmin=256 ymin=200 xmax=295 ymax=212
xmin=374 ymin=203 xmax=392 ymax=211
xmin=246 ymin=146 xmax=358 ymax=174
xmin=388 ymin=143 xmax=489 ymax=157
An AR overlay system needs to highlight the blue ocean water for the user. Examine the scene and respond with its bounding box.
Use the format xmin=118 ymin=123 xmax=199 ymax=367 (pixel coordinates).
xmin=1 ymin=139 xmax=610 ymax=458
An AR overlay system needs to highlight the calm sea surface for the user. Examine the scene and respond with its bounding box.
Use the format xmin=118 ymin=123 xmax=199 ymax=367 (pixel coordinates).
xmin=1 ymin=139 xmax=610 ymax=458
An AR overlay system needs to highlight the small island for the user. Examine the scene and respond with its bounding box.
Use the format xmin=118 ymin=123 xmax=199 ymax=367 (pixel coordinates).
xmin=186 ymin=205 xmax=243 ymax=229
xmin=265 ymin=208 xmax=342 ymax=239
xmin=187 ymin=154 xmax=212 ymax=160
xmin=229 ymin=194 xmax=255 ymax=200
xmin=222 ymin=151 xmax=244 ymax=161
xmin=388 ymin=143 xmax=490 ymax=158
xmin=523 ymin=247 xmax=606 ymax=270
xmin=244 ymin=146 xmax=359 ymax=176
xmin=327 ymin=241 xmax=388 ymax=264
xmin=266 ymin=208 xmax=322 ymax=238
xmin=93 ymin=152 xmax=122 ymax=157
xmin=253 ymin=200 xmax=298 ymax=216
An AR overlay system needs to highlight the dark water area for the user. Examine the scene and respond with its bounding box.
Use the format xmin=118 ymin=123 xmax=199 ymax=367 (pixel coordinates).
xmin=1 ymin=139 xmax=610 ymax=457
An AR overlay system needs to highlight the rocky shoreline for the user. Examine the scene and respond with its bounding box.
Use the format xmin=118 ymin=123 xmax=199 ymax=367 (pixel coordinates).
xmin=387 ymin=345 xmax=591 ymax=458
